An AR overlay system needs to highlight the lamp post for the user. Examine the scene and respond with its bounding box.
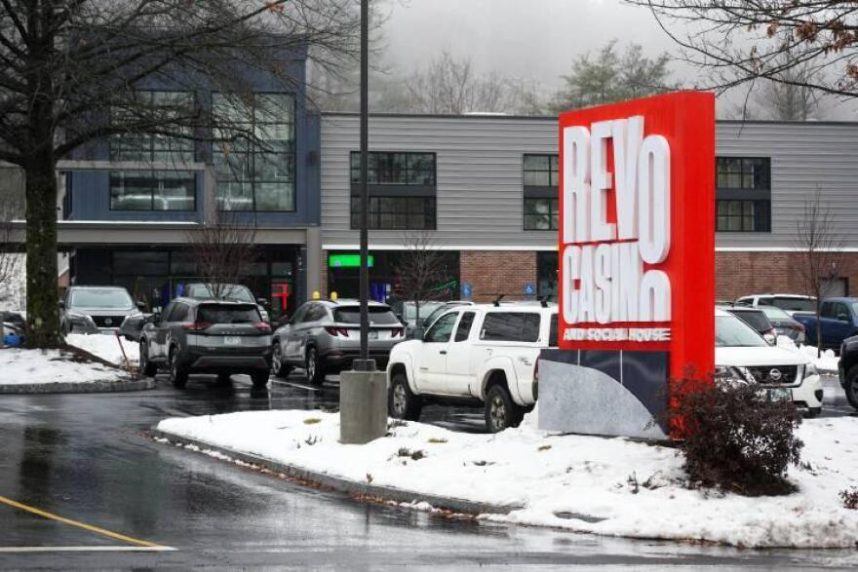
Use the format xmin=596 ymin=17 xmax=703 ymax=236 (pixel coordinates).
xmin=340 ymin=0 xmax=387 ymax=444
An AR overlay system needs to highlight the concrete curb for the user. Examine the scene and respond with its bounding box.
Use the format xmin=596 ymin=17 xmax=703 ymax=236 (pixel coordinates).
xmin=0 ymin=378 xmax=155 ymax=394
xmin=152 ymin=428 xmax=524 ymax=517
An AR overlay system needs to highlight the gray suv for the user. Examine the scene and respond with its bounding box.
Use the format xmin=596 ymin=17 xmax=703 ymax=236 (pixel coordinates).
xmin=139 ymin=297 xmax=272 ymax=389
xmin=271 ymin=299 xmax=404 ymax=384
xmin=61 ymin=286 xmax=143 ymax=334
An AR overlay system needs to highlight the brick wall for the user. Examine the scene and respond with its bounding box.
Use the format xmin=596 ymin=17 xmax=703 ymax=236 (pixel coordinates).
xmin=460 ymin=250 xmax=537 ymax=303
xmin=715 ymin=251 xmax=858 ymax=300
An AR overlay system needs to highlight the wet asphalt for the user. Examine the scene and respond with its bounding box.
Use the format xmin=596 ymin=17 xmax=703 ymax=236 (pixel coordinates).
xmin=0 ymin=373 xmax=856 ymax=570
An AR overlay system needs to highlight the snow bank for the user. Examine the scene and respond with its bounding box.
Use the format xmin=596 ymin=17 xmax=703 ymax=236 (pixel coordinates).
xmin=0 ymin=347 xmax=126 ymax=384
xmin=157 ymin=410 xmax=858 ymax=548
xmin=777 ymin=336 xmax=839 ymax=373
xmin=66 ymin=333 xmax=139 ymax=367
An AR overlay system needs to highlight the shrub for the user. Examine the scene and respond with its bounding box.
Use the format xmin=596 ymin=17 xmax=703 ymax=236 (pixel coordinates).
xmin=671 ymin=381 xmax=803 ymax=496
xmin=840 ymin=487 xmax=858 ymax=509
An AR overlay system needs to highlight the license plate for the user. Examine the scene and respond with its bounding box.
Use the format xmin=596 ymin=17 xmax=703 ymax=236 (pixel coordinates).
xmin=368 ymin=330 xmax=379 ymax=340
xmin=224 ymin=336 xmax=241 ymax=346
xmin=767 ymin=388 xmax=792 ymax=402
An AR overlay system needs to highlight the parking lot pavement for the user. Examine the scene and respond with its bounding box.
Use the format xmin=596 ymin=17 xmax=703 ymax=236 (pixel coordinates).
xmin=822 ymin=374 xmax=855 ymax=418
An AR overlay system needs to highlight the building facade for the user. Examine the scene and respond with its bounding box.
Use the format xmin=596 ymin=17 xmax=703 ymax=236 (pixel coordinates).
xmin=318 ymin=114 xmax=858 ymax=303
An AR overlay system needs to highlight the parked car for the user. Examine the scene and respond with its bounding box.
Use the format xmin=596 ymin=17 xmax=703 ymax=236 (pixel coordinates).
xmin=271 ymin=299 xmax=405 ymax=384
xmin=61 ymin=286 xmax=143 ymax=334
xmin=386 ymin=303 xmax=557 ymax=432
xmin=1 ymin=310 xmax=24 ymax=346
xmin=791 ymin=297 xmax=858 ymax=351
xmin=185 ymin=282 xmax=270 ymax=323
xmin=715 ymin=308 xmax=822 ymax=417
xmin=756 ymin=305 xmax=806 ymax=343
xmin=838 ymin=335 xmax=858 ymax=410
xmin=734 ymin=293 xmax=817 ymax=314
xmin=724 ymin=306 xmax=777 ymax=345
xmin=138 ymin=297 xmax=272 ymax=389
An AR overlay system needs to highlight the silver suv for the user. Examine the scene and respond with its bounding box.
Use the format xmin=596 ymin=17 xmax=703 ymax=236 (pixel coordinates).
xmin=61 ymin=286 xmax=143 ymax=334
xmin=271 ymin=299 xmax=405 ymax=384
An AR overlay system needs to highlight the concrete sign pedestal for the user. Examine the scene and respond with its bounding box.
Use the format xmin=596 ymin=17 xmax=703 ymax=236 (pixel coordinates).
xmin=340 ymin=370 xmax=387 ymax=444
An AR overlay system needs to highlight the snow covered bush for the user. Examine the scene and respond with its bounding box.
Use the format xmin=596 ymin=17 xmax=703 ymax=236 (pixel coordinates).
xmin=840 ymin=488 xmax=858 ymax=510
xmin=672 ymin=381 xmax=804 ymax=496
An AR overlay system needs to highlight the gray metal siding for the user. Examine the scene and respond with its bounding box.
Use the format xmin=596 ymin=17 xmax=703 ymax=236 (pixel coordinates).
xmin=321 ymin=115 xmax=858 ymax=250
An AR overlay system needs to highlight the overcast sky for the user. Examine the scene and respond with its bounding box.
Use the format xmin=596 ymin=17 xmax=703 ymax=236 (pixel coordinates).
xmin=378 ymin=0 xmax=677 ymax=91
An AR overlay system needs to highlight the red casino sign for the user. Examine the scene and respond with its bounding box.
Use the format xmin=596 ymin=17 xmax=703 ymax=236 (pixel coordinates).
xmin=558 ymin=91 xmax=715 ymax=381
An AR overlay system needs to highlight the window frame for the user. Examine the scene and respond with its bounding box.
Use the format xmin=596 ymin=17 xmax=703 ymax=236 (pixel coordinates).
xmin=715 ymin=156 xmax=772 ymax=233
xmin=523 ymin=197 xmax=559 ymax=231
xmin=349 ymin=151 xmax=436 ymax=187
xmin=350 ymin=195 xmax=436 ymax=231
xmin=212 ymin=91 xmax=297 ymax=213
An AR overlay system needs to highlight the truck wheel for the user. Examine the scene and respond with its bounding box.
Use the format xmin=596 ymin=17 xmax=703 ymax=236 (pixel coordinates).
xmin=389 ymin=372 xmax=422 ymax=421
xmin=845 ymin=365 xmax=858 ymax=410
xmin=139 ymin=340 xmax=157 ymax=378
xmin=251 ymin=369 xmax=270 ymax=389
xmin=485 ymin=384 xmax=524 ymax=433
xmin=306 ymin=347 xmax=325 ymax=386
xmin=169 ymin=348 xmax=188 ymax=389
xmin=271 ymin=341 xmax=292 ymax=378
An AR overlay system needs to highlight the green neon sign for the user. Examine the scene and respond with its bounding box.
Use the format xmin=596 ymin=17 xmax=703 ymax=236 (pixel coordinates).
xmin=329 ymin=254 xmax=374 ymax=268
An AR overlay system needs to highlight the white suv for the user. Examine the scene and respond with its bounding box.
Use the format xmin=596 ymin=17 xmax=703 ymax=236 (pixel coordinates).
xmin=386 ymin=303 xmax=558 ymax=432
xmin=716 ymin=308 xmax=823 ymax=416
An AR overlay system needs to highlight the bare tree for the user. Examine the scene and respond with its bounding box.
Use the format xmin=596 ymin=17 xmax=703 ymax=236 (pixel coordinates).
xmin=185 ymin=213 xmax=258 ymax=302
xmin=795 ymin=188 xmax=845 ymax=356
xmin=628 ymin=1 xmax=858 ymax=100
xmin=376 ymin=52 xmax=540 ymax=115
xmin=0 ymin=0 xmax=360 ymax=348
xmin=393 ymin=232 xmax=452 ymax=330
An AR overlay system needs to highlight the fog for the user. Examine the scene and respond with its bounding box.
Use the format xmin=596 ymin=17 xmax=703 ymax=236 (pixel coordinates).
xmin=379 ymin=0 xmax=678 ymax=91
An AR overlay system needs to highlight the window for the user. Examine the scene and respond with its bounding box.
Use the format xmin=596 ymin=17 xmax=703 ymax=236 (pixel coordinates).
xmin=349 ymin=151 xmax=436 ymax=230
xmin=197 ymin=304 xmax=260 ymax=324
xmin=425 ymin=312 xmax=458 ymax=343
xmin=480 ymin=313 xmax=541 ymax=342
xmin=455 ymin=312 xmax=475 ymax=342
xmin=170 ymin=303 xmax=190 ymax=323
xmin=110 ymin=170 xmax=195 ymax=211
xmin=716 ymin=157 xmax=771 ymax=232
xmin=350 ymin=152 xmax=435 ymax=185
xmin=213 ymin=93 xmax=296 ymax=212
xmin=333 ymin=306 xmax=400 ymax=325
xmin=524 ymin=198 xmax=559 ymax=230
xmin=109 ymin=91 xmax=196 ymax=211
xmin=549 ymin=314 xmax=558 ymax=347
xmin=523 ymin=154 xmax=559 ymax=187
xmin=350 ymin=196 xmax=436 ymax=230
xmin=716 ymin=200 xmax=770 ymax=232
xmin=305 ymin=305 xmax=328 ymax=322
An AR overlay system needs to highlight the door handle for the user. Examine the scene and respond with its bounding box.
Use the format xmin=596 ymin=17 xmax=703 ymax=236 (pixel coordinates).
xmin=439 ymin=350 xmax=447 ymax=355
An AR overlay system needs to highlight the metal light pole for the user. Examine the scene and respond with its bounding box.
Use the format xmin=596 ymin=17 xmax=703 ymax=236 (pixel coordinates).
xmin=356 ymin=0 xmax=372 ymax=372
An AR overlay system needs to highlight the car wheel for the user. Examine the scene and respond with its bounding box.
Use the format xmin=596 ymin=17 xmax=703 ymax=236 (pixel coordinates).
xmin=305 ymin=347 xmax=325 ymax=386
xmin=845 ymin=366 xmax=858 ymax=410
xmin=251 ymin=369 xmax=270 ymax=389
xmin=169 ymin=348 xmax=188 ymax=389
xmin=389 ymin=372 xmax=422 ymax=421
xmin=271 ymin=341 xmax=292 ymax=378
xmin=485 ymin=384 xmax=524 ymax=433
xmin=805 ymin=407 xmax=822 ymax=419
xmin=139 ymin=340 xmax=157 ymax=378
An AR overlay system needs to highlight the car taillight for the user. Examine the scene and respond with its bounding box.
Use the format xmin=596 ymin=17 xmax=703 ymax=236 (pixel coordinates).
xmin=182 ymin=321 xmax=212 ymax=331
xmin=254 ymin=322 xmax=271 ymax=333
xmin=391 ymin=327 xmax=404 ymax=338
xmin=325 ymin=326 xmax=350 ymax=337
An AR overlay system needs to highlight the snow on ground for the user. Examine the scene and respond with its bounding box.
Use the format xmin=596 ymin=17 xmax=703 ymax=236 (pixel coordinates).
xmin=777 ymin=336 xmax=839 ymax=373
xmin=0 ymin=347 xmax=126 ymax=384
xmin=157 ymin=409 xmax=858 ymax=548
xmin=66 ymin=333 xmax=139 ymax=367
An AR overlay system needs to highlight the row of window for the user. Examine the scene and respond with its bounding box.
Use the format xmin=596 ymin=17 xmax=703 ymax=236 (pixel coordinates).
xmin=108 ymin=91 xmax=296 ymax=213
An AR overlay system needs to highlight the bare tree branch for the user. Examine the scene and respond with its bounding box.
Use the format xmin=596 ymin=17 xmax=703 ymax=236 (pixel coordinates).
xmin=392 ymin=232 xmax=453 ymax=326
xmin=184 ymin=212 xmax=258 ymax=302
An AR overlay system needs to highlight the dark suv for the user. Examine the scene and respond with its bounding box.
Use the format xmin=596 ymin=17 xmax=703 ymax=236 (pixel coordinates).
xmin=139 ymin=297 xmax=272 ymax=389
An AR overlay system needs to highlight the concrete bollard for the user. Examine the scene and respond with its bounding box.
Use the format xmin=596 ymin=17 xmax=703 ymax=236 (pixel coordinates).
xmin=339 ymin=369 xmax=388 ymax=444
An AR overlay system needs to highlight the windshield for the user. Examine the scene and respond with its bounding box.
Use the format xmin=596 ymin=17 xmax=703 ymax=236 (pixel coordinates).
xmin=334 ymin=306 xmax=400 ymax=325
xmin=729 ymin=310 xmax=771 ymax=332
xmin=716 ymin=315 xmax=769 ymax=348
xmin=758 ymin=305 xmax=793 ymax=321
xmin=403 ymin=301 xmax=444 ymax=321
xmin=770 ymin=297 xmax=816 ymax=312
xmin=197 ymin=304 xmax=260 ymax=324
xmin=187 ymin=284 xmax=255 ymax=303
xmin=69 ymin=288 xmax=134 ymax=309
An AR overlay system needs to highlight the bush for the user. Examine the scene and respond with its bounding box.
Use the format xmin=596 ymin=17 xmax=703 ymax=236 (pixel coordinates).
xmin=840 ymin=487 xmax=858 ymax=509
xmin=671 ymin=381 xmax=804 ymax=496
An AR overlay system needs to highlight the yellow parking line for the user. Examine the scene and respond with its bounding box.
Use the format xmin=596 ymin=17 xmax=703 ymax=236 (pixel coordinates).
xmin=0 ymin=495 xmax=168 ymax=549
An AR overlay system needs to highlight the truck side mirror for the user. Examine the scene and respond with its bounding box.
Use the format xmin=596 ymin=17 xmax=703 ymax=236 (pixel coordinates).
xmin=838 ymin=313 xmax=849 ymax=322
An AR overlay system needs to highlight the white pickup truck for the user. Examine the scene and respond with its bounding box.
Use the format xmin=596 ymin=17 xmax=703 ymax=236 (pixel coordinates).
xmin=386 ymin=303 xmax=558 ymax=432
